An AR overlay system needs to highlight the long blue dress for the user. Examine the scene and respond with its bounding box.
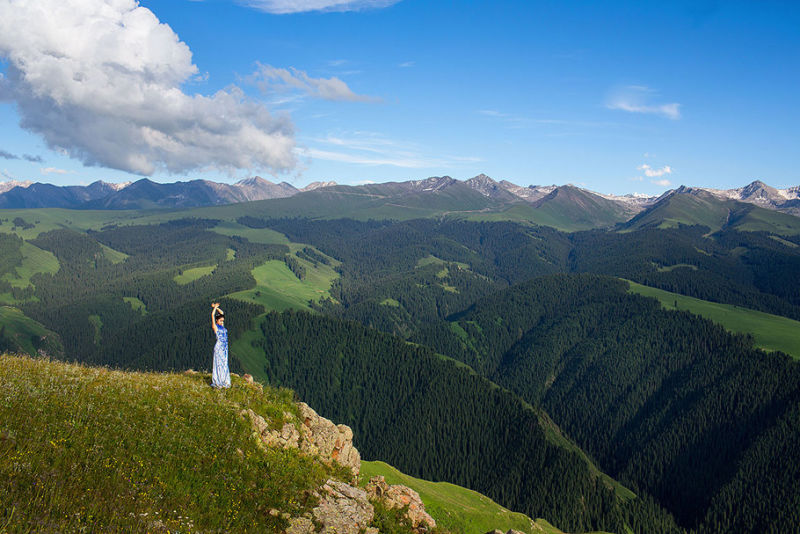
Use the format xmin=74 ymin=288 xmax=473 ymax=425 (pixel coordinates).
xmin=212 ymin=325 xmax=230 ymax=388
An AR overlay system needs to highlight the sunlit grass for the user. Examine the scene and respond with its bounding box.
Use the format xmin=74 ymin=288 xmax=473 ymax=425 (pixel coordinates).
xmin=0 ymin=354 xmax=336 ymax=532
xmin=628 ymin=281 xmax=800 ymax=359
xmin=174 ymin=264 xmax=217 ymax=285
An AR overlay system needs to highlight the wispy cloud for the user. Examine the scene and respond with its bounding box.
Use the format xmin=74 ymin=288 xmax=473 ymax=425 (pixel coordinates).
xmin=237 ymin=0 xmax=400 ymax=14
xmin=398 ymin=61 xmax=415 ymax=68
xmin=652 ymin=179 xmax=672 ymax=187
xmin=304 ymin=132 xmax=481 ymax=169
xmin=1 ymin=150 xmax=44 ymax=163
xmin=638 ymin=164 xmax=673 ymax=177
xmin=40 ymin=167 xmax=73 ymax=175
xmin=251 ymin=63 xmax=378 ymax=102
xmin=607 ymin=85 xmax=681 ymax=120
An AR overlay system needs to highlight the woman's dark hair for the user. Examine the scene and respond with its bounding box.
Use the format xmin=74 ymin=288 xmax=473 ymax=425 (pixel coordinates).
xmin=214 ymin=311 xmax=225 ymax=322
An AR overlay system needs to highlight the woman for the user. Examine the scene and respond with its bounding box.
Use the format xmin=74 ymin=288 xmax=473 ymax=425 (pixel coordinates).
xmin=210 ymin=302 xmax=230 ymax=389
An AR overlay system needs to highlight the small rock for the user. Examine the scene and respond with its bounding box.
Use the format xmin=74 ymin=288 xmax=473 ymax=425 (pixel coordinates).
xmin=268 ymin=508 xmax=280 ymax=517
xmin=286 ymin=517 xmax=315 ymax=534
xmin=485 ymin=531 xmax=504 ymax=534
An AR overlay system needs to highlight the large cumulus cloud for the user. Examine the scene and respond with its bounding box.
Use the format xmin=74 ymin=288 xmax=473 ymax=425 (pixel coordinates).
xmin=0 ymin=0 xmax=295 ymax=175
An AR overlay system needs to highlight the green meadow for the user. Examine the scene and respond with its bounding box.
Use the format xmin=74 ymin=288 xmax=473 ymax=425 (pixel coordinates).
xmin=2 ymin=242 xmax=59 ymax=289
xmin=174 ymin=264 xmax=217 ymax=285
xmin=360 ymin=461 xmax=613 ymax=534
xmin=628 ymin=281 xmax=800 ymax=359
xmin=226 ymin=248 xmax=339 ymax=313
xmin=360 ymin=460 xmax=538 ymax=534
xmin=123 ymin=296 xmax=147 ymax=315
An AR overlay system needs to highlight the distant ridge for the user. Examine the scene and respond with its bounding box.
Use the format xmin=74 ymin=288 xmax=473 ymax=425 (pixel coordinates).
xmin=1 ymin=174 xmax=798 ymax=223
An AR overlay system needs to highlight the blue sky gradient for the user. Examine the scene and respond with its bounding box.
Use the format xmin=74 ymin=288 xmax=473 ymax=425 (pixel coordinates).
xmin=0 ymin=0 xmax=798 ymax=195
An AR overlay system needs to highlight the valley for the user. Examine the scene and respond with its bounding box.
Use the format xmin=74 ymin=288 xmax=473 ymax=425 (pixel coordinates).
xmin=2 ymin=179 xmax=800 ymax=533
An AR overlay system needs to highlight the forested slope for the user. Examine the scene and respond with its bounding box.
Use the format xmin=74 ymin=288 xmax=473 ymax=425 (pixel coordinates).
xmin=414 ymin=274 xmax=800 ymax=532
xmin=243 ymin=310 xmax=680 ymax=534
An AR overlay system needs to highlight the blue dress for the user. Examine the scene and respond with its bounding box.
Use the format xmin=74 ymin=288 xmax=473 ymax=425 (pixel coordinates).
xmin=212 ymin=325 xmax=230 ymax=388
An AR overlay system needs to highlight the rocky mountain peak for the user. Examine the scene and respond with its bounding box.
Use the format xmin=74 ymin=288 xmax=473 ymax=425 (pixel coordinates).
xmin=236 ymin=176 xmax=275 ymax=187
xmin=409 ymin=175 xmax=456 ymax=192
xmin=0 ymin=180 xmax=34 ymax=194
xmin=302 ymin=181 xmax=338 ymax=192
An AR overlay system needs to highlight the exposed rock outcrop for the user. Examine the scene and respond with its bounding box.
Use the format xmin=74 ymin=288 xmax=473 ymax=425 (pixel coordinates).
xmin=244 ymin=402 xmax=361 ymax=477
xmin=242 ymin=393 xmax=434 ymax=533
xmin=366 ymin=475 xmax=436 ymax=531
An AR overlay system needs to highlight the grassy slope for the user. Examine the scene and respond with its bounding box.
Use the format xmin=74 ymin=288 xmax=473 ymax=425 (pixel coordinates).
xmin=99 ymin=243 xmax=129 ymax=264
xmin=174 ymin=265 xmax=216 ymax=285
xmin=227 ymin=242 xmax=340 ymax=313
xmin=0 ymin=354 xmax=343 ymax=533
xmin=623 ymin=192 xmax=800 ymax=236
xmin=362 ymin=460 xmax=568 ymax=534
xmin=0 ymin=306 xmax=63 ymax=357
xmin=123 ymin=296 xmax=147 ymax=315
xmin=627 ymin=281 xmax=800 ymax=359
xmin=0 ymin=242 xmax=60 ymax=304
xmin=733 ymin=205 xmax=800 ymax=235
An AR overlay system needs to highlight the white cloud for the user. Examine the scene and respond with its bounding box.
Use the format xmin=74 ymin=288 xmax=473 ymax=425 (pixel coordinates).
xmin=607 ymin=86 xmax=681 ymax=120
xmin=251 ymin=63 xmax=377 ymax=102
xmin=41 ymin=167 xmax=73 ymax=175
xmin=638 ymin=164 xmax=673 ymax=177
xmin=398 ymin=61 xmax=415 ymax=68
xmin=652 ymin=179 xmax=672 ymax=187
xmin=237 ymin=0 xmax=400 ymax=14
xmin=0 ymin=0 xmax=295 ymax=176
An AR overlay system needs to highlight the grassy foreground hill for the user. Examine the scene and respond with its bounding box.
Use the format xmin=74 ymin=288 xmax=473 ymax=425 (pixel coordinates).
xmin=0 ymin=354 xmax=356 ymax=532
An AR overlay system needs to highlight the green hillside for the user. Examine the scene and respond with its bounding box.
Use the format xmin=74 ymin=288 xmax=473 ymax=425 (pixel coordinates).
xmin=362 ymin=461 xmax=546 ymax=534
xmin=622 ymin=190 xmax=731 ymax=232
xmin=361 ymin=460 xmax=618 ymax=534
xmin=526 ymin=186 xmax=633 ymax=231
xmin=0 ymin=306 xmax=63 ymax=357
xmin=0 ymin=354 xmax=344 ymax=532
xmin=622 ymin=189 xmax=800 ymax=235
xmin=627 ymin=281 xmax=800 ymax=359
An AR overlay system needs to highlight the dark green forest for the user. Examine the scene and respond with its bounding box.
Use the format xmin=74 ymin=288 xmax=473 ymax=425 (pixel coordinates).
xmin=414 ymin=274 xmax=800 ymax=532
xmin=249 ymin=309 xmax=681 ymax=534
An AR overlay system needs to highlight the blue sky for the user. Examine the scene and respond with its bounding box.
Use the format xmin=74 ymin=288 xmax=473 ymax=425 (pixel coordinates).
xmin=0 ymin=0 xmax=798 ymax=195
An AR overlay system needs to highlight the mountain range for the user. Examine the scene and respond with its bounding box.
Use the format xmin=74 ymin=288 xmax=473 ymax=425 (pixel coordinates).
xmin=2 ymin=174 xmax=798 ymax=216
